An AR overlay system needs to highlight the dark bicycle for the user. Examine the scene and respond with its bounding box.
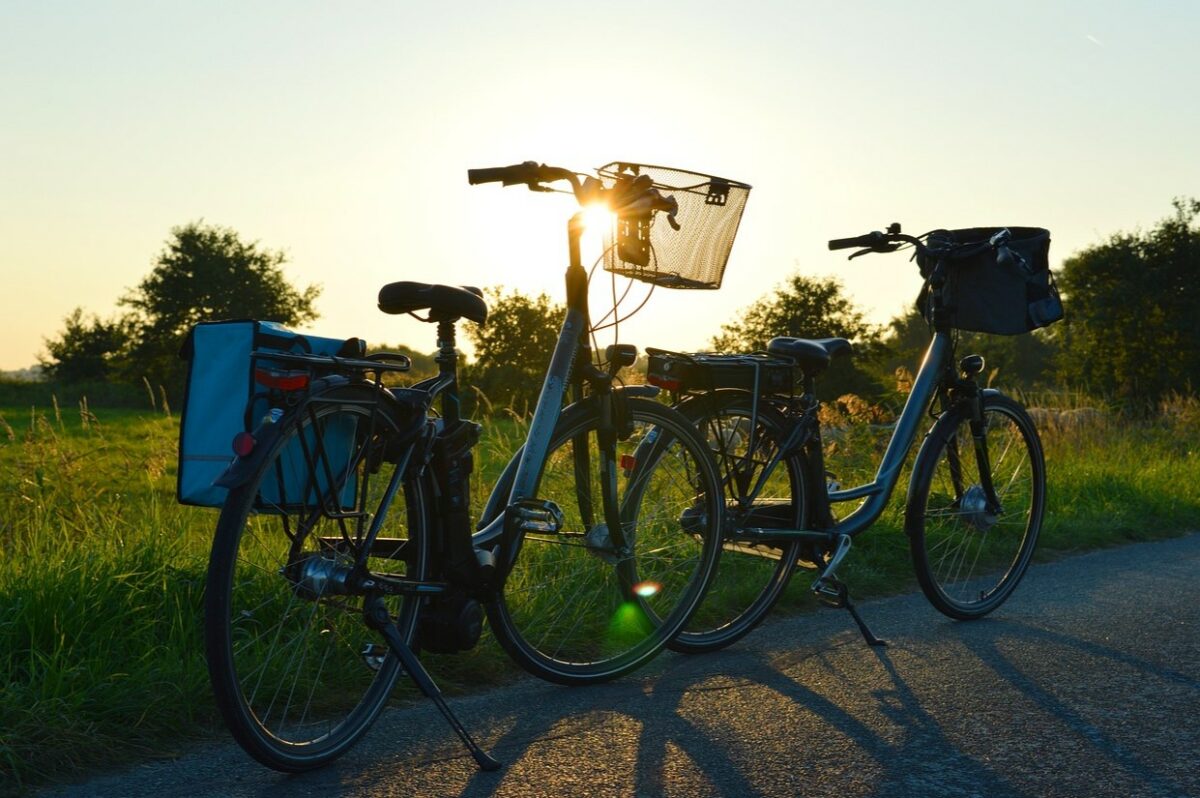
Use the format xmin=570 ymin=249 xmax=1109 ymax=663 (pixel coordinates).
xmin=649 ymin=224 xmax=1063 ymax=652
xmin=198 ymin=161 xmax=752 ymax=771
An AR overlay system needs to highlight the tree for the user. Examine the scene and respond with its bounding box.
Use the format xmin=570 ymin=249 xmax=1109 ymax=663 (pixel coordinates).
xmin=38 ymin=308 xmax=134 ymax=383
xmin=122 ymin=222 xmax=321 ymax=390
xmin=879 ymin=307 xmax=1059 ymax=393
xmin=1056 ymin=198 xmax=1200 ymax=404
xmin=464 ymin=288 xmax=564 ymax=415
xmin=712 ymin=272 xmax=886 ymax=399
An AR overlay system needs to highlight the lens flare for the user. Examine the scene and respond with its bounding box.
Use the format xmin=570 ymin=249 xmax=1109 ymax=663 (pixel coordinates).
xmin=608 ymin=601 xmax=653 ymax=645
xmin=633 ymin=581 xmax=661 ymax=598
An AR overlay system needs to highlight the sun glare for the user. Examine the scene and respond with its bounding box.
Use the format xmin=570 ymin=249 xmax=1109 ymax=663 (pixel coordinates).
xmin=580 ymin=203 xmax=616 ymax=232
xmin=579 ymin=203 xmax=616 ymax=262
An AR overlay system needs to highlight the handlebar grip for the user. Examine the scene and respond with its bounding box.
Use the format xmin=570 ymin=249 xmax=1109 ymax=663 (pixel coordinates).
xmin=467 ymin=162 xmax=537 ymax=186
xmin=828 ymin=234 xmax=878 ymax=251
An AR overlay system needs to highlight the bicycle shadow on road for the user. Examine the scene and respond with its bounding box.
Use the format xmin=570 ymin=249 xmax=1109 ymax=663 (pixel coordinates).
xmin=240 ymin=615 xmax=1198 ymax=798
xmin=628 ymin=637 xmax=1033 ymax=798
xmin=456 ymin=631 xmax=1036 ymax=798
xmin=952 ymin=617 xmax=1197 ymax=798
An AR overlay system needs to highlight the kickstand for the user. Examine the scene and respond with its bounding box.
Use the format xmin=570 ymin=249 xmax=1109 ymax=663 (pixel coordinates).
xmin=814 ymin=579 xmax=888 ymax=648
xmin=364 ymin=596 xmax=501 ymax=771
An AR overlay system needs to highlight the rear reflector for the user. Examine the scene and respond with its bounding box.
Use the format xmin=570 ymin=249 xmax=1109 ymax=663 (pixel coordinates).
xmin=646 ymin=374 xmax=681 ymax=391
xmin=232 ymin=432 xmax=256 ymax=457
xmin=255 ymin=368 xmax=310 ymax=391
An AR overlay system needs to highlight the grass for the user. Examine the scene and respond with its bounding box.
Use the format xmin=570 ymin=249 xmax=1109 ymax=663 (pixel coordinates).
xmin=1 ymin=389 xmax=1198 ymax=792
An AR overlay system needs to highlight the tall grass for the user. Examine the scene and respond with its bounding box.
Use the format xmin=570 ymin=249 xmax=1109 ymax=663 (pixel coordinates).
xmin=0 ymin=391 xmax=1198 ymax=791
xmin=756 ymin=391 xmax=1200 ymax=617
xmin=0 ymin=402 xmax=214 ymax=792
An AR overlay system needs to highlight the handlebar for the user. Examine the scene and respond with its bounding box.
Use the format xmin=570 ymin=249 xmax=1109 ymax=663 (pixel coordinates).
xmin=827 ymin=225 xmax=928 ymax=261
xmin=828 ymin=224 xmax=1027 ymax=275
xmin=466 ymin=160 xmax=680 ymax=229
xmin=828 ymin=232 xmax=885 ymax=251
xmin=466 ymin=163 xmax=536 ymax=186
xmin=466 ymin=161 xmax=581 ymax=190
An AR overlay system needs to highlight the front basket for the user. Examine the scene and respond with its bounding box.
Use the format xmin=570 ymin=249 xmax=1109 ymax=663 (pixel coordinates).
xmin=597 ymin=162 xmax=751 ymax=290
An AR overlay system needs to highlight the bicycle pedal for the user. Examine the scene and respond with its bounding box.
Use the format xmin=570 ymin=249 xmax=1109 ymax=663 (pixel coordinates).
xmin=813 ymin=579 xmax=847 ymax=609
xmin=507 ymin=499 xmax=564 ymax=534
xmin=360 ymin=642 xmax=388 ymax=672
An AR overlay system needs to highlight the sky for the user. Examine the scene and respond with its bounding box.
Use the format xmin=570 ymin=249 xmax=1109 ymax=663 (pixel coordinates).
xmin=2 ymin=1 xmax=1198 ymax=371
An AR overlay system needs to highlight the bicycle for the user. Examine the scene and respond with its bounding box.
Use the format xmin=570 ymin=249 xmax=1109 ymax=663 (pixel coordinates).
xmin=200 ymin=161 xmax=752 ymax=771
xmin=648 ymin=224 xmax=1059 ymax=652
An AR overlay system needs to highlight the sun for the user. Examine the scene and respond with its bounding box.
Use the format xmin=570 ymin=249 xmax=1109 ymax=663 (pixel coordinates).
xmin=578 ymin=203 xmax=616 ymax=262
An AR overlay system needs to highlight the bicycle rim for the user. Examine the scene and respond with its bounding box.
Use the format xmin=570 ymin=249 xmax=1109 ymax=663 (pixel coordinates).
xmin=205 ymin=394 xmax=428 ymax=771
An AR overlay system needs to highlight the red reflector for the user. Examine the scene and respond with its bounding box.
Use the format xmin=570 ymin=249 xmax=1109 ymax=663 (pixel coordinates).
xmin=647 ymin=374 xmax=681 ymax=391
xmin=232 ymin=432 xmax=256 ymax=457
xmin=255 ymin=368 xmax=309 ymax=391
xmin=620 ymin=454 xmax=637 ymax=470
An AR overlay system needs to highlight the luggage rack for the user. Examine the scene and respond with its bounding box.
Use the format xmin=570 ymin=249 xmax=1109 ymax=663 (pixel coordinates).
xmin=250 ymin=349 xmax=413 ymax=378
xmin=645 ymin=348 xmax=797 ymax=396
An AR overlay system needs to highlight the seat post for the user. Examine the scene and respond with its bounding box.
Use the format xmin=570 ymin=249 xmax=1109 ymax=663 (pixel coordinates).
xmin=436 ymin=319 xmax=461 ymax=423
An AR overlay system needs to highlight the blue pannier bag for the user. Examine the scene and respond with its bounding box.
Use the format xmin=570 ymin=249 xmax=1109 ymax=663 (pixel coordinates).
xmin=177 ymin=320 xmax=357 ymax=508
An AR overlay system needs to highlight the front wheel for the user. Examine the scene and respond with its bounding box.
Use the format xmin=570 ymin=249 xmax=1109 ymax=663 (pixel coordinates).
xmin=486 ymin=397 xmax=723 ymax=685
xmin=906 ymin=392 xmax=1045 ymax=620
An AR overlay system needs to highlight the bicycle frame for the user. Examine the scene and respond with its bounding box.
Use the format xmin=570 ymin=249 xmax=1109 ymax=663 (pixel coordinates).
xmin=472 ymin=212 xmax=594 ymax=547
xmin=738 ymin=330 xmax=953 ymax=544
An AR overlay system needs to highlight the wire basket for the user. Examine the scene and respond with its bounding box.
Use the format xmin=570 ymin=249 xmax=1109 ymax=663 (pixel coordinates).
xmin=597 ymin=162 xmax=751 ymax=290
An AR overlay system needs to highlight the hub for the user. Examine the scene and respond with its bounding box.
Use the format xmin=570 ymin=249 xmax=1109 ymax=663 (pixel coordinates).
xmin=584 ymin=523 xmax=619 ymax=565
xmin=286 ymin=553 xmax=356 ymax=600
xmin=959 ymin=484 xmax=999 ymax=532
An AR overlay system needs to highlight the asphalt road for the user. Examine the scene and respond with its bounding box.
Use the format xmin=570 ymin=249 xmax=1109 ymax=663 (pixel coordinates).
xmin=42 ymin=533 xmax=1200 ymax=798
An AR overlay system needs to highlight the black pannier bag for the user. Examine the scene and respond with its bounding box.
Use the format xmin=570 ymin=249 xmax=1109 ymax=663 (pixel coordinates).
xmin=920 ymin=227 xmax=1064 ymax=335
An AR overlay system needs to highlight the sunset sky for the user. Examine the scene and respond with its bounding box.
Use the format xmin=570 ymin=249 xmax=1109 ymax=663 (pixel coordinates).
xmin=3 ymin=1 xmax=1197 ymax=371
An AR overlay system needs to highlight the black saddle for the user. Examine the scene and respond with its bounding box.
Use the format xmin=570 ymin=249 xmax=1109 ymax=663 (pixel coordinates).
xmin=766 ymin=337 xmax=853 ymax=374
xmin=378 ymin=282 xmax=488 ymax=325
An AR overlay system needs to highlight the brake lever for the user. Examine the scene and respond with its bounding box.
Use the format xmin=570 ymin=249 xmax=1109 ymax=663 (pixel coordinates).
xmin=847 ymin=243 xmax=900 ymax=260
xmin=664 ymin=196 xmax=681 ymax=231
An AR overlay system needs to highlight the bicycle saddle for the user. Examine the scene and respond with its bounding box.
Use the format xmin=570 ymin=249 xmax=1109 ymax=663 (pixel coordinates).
xmin=766 ymin=337 xmax=852 ymax=374
xmin=378 ymin=282 xmax=489 ymax=324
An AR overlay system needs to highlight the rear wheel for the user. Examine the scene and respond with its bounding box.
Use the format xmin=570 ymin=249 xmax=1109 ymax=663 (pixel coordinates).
xmin=205 ymin=387 xmax=429 ymax=771
xmin=487 ymin=398 xmax=723 ymax=684
xmin=671 ymin=392 xmax=807 ymax=653
xmin=907 ymin=393 xmax=1044 ymax=620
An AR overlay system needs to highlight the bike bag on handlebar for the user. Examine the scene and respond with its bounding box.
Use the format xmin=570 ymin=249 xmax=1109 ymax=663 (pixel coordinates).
xmin=177 ymin=320 xmax=361 ymax=507
xmin=918 ymin=227 xmax=1063 ymax=335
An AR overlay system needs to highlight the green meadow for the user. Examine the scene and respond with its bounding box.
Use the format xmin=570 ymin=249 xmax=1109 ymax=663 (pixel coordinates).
xmin=1 ymin=390 xmax=1198 ymax=791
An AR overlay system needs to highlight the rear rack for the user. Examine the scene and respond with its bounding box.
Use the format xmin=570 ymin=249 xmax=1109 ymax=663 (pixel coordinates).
xmin=250 ymin=350 xmax=412 ymax=376
xmin=645 ymin=348 xmax=796 ymax=396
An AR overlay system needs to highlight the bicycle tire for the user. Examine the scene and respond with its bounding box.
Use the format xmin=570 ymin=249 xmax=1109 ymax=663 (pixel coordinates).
xmin=485 ymin=397 xmax=723 ymax=684
xmin=670 ymin=391 xmax=807 ymax=653
xmin=205 ymin=385 xmax=430 ymax=771
xmin=906 ymin=392 xmax=1045 ymax=620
